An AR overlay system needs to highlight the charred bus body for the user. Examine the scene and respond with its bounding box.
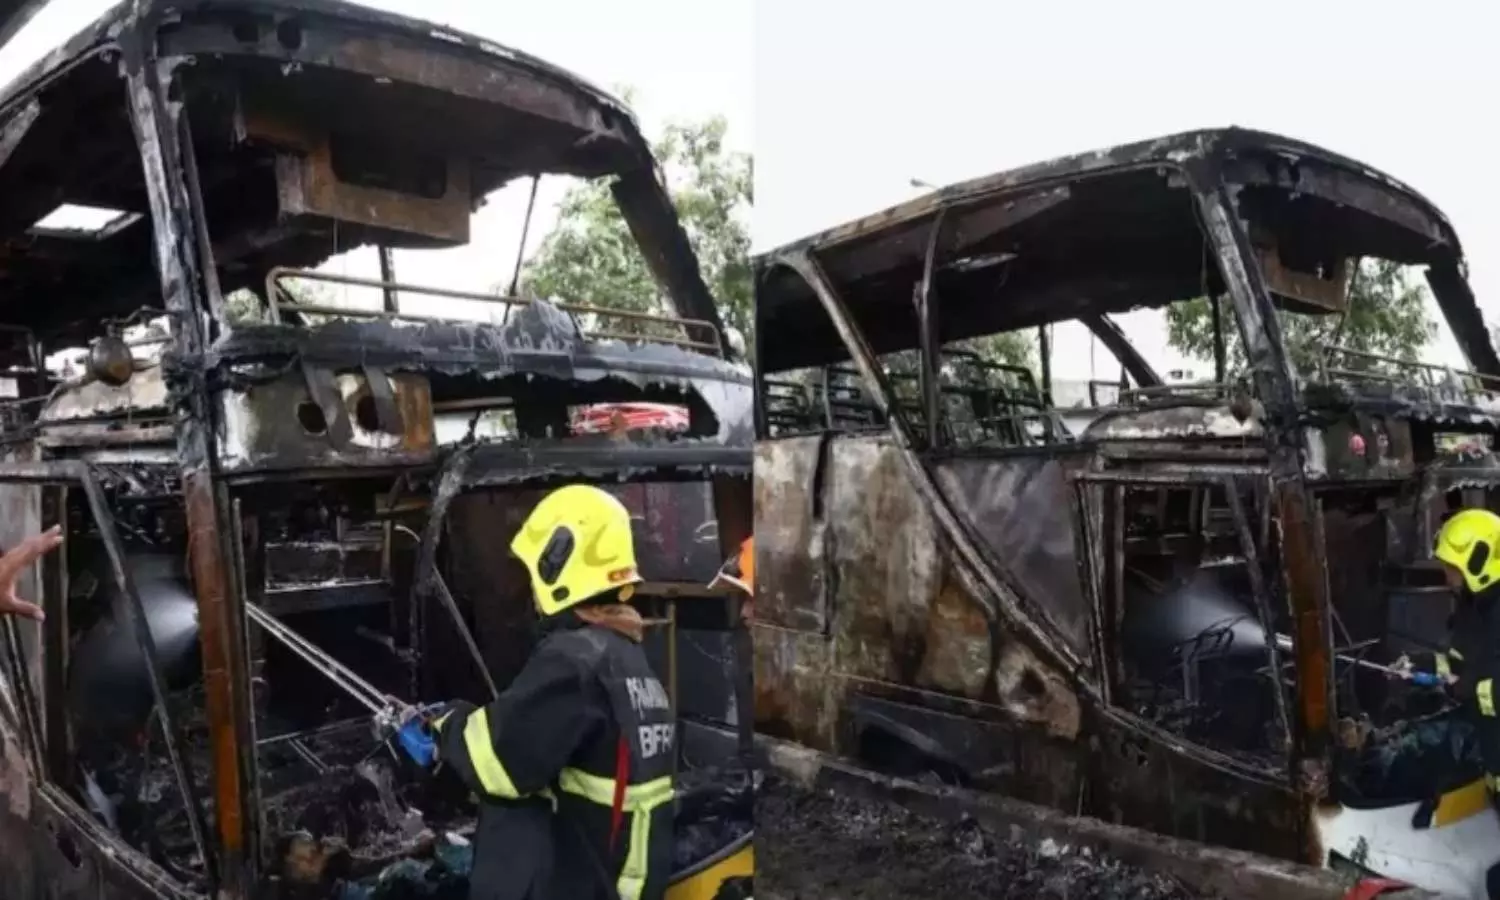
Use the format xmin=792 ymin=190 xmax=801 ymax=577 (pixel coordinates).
xmin=0 ymin=1 xmax=752 ymax=898
xmin=753 ymin=128 xmax=1500 ymax=894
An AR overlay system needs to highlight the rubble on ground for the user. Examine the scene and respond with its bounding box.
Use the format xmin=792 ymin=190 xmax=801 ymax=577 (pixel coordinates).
xmin=757 ymin=774 xmax=1213 ymax=900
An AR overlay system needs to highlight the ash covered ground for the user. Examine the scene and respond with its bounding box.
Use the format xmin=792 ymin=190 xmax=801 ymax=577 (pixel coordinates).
xmin=757 ymin=775 xmax=1216 ymax=900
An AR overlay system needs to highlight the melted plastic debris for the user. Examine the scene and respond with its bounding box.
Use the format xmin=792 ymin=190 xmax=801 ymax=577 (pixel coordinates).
xmin=758 ymin=774 xmax=1212 ymax=900
xmin=672 ymin=765 xmax=754 ymax=871
xmin=1347 ymin=712 xmax=1484 ymax=804
xmin=333 ymin=833 xmax=472 ymax=900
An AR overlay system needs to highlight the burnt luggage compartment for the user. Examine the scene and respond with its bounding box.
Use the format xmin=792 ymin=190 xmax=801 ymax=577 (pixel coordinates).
xmin=752 ymin=126 xmax=1500 ymax=892
xmin=0 ymin=0 xmax=753 ymax=897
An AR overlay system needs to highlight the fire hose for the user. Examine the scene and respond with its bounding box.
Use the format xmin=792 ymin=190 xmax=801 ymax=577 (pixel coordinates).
xmin=245 ymin=601 xmax=441 ymax=765
xmin=1272 ymin=634 xmax=1448 ymax=687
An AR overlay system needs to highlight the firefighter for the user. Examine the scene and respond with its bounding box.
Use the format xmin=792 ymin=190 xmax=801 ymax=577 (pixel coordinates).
xmin=420 ymin=485 xmax=676 ymax=900
xmin=1397 ymin=509 xmax=1500 ymax=798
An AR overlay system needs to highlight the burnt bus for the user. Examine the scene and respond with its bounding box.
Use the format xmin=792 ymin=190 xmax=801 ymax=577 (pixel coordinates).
xmin=0 ymin=1 xmax=751 ymax=898
xmin=753 ymin=127 xmax=1500 ymax=897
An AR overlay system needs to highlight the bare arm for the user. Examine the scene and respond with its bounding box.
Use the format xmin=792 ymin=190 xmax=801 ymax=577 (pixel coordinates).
xmin=0 ymin=526 xmax=63 ymax=621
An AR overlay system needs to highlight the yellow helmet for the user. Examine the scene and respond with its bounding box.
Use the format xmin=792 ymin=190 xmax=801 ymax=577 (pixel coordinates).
xmin=510 ymin=485 xmax=642 ymax=616
xmin=1434 ymin=508 xmax=1500 ymax=594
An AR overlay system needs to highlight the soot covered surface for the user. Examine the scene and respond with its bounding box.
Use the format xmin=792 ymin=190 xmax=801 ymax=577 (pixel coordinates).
xmin=757 ymin=774 xmax=1212 ymax=900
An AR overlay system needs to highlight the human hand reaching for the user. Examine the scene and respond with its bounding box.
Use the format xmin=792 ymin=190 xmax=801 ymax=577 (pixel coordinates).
xmin=0 ymin=526 xmax=63 ymax=622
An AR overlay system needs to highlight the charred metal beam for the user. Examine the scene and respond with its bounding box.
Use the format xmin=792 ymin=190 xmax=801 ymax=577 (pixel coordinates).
xmin=1188 ymin=162 xmax=1334 ymax=795
xmin=226 ymin=495 xmax=267 ymax=860
xmin=210 ymin=316 xmax=743 ymax=384
xmin=1038 ymin=325 xmax=1052 ymax=406
xmin=412 ymin=453 xmax=468 ymax=700
xmin=462 ymin=444 xmax=752 ymax=488
xmin=0 ymin=98 xmax=40 ymax=168
xmin=752 ymin=266 xmax=772 ymax=439
xmin=377 ymin=245 xmax=398 ymax=313
xmin=1073 ymin=468 xmax=1266 ymax=486
xmin=261 ymin=580 xmax=392 ymax=616
xmin=158 ymin=7 xmax=634 ymax=146
xmin=612 ymin=169 xmax=733 ymax=358
xmin=178 ymin=108 xmax=226 ymax=327
xmin=78 ymin=469 xmax=215 ymax=884
xmin=39 ymin=485 xmax=69 ymax=783
xmin=1426 ymin=260 xmax=1500 ymax=377
xmin=1222 ymin=479 xmax=1291 ymax=752
xmin=507 ymin=177 xmax=539 ymax=299
xmin=0 ymin=460 xmax=88 ymax=482
xmin=916 ymin=209 xmax=947 ymax=450
xmin=1 ymin=614 xmax=42 ymax=770
xmin=429 ymin=567 xmax=498 ymax=702
xmin=1211 ymin=295 xmax=1226 ymax=382
xmin=779 ymin=251 xmax=915 ymax=441
xmin=1070 ymin=479 xmax=1112 ymax=706
xmin=125 ymin=48 xmax=259 ymax=893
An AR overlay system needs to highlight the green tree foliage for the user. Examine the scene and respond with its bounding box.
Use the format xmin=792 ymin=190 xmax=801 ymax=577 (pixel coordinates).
xmin=520 ymin=111 xmax=752 ymax=353
xmin=1165 ymin=258 xmax=1436 ymax=377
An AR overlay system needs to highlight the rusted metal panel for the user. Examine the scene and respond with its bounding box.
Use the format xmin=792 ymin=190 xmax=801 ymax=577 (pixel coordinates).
xmin=607 ymin=482 xmax=721 ymax=582
xmin=931 ymin=454 xmax=1094 ymax=653
xmin=271 ymin=139 xmax=472 ymax=244
xmin=753 ymin=436 xmax=830 ymax=633
xmin=828 ymin=435 xmax=944 ymax=684
xmin=1089 ymin=710 xmax=1305 ymax=860
xmin=1085 ymin=404 xmax=1263 ymax=441
xmin=752 ymin=623 xmax=840 ymax=751
xmin=126 ymin=52 xmax=259 ymax=892
xmin=217 ymin=370 xmax=435 ymax=471
xmin=757 ymin=433 xmax=1085 ymax=748
xmin=40 ymin=365 xmax=170 ymax=421
xmin=0 ymin=711 xmax=198 ymax=899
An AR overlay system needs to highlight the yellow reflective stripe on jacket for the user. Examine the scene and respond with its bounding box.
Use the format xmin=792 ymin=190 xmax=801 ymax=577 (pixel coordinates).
xmin=556 ymin=767 xmax=673 ymax=900
xmin=618 ymin=794 xmax=653 ymax=900
xmin=1450 ymin=647 xmax=1465 ymax=662
xmin=556 ymin=767 xmax=674 ymax=810
xmin=1479 ymin=679 xmax=1497 ymax=718
xmin=463 ymin=708 xmax=522 ymax=798
xmin=1436 ymin=653 xmax=1453 ymax=679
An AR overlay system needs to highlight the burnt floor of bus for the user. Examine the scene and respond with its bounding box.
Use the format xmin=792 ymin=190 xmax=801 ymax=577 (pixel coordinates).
xmin=89 ymin=679 xmax=476 ymax=892
xmin=757 ymin=772 xmax=1207 ymax=900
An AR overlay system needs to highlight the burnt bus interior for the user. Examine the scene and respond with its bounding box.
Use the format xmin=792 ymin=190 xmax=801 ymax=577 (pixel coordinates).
xmin=753 ymin=129 xmax=1499 ymax=847
xmin=0 ymin=2 xmax=751 ymax=897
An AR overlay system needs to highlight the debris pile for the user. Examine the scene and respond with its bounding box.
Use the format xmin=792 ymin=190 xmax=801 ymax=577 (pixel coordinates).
xmin=672 ymin=764 xmax=755 ymax=871
xmin=757 ymin=775 xmax=1212 ymax=900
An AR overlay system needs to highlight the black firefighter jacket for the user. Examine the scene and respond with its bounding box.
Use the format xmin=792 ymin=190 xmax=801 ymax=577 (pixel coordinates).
xmin=1415 ymin=586 xmax=1500 ymax=778
xmin=435 ymin=621 xmax=676 ymax=900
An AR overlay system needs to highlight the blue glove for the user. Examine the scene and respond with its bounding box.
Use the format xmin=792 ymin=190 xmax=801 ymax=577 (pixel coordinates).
xmin=396 ymin=718 xmax=438 ymax=767
xmin=1409 ymin=671 xmax=1444 ymax=688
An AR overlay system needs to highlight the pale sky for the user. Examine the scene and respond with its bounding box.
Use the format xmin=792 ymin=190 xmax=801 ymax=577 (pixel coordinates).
xmin=754 ymin=0 xmax=1499 ymax=383
xmin=0 ymin=0 xmax=751 ymax=322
